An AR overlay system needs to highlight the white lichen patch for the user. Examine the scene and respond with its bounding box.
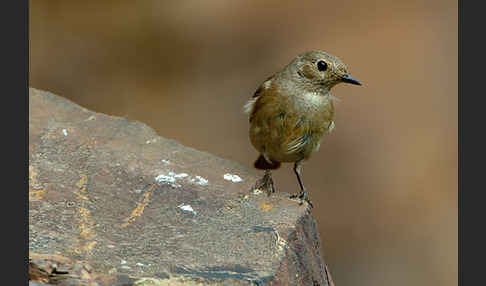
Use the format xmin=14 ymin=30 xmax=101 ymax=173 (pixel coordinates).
xmin=62 ymin=129 xmax=68 ymax=136
xmin=155 ymin=174 xmax=176 ymax=184
xmin=154 ymin=174 xmax=181 ymax=188
xmin=223 ymin=173 xmax=243 ymax=182
xmin=178 ymin=203 xmax=197 ymax=215
xmin=155 ymin=171 xmax=209 ymax=188
xmin=169 ymin=172 xmax=189 ymax=178
xmin=191 ymin=175 xmax=208 ymax=186
xmin=146 ymin=138 xmax=158 ymax=144
xmin=274 ymin=229 xmax=288 ymax=255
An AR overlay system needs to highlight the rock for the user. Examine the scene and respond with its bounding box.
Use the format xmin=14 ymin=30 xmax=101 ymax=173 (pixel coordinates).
xmin=28 ymin=88 xmax=333 ymax=286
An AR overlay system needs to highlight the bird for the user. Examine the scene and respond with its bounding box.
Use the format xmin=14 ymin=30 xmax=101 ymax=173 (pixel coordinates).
xmin=244 ymin=50 xmax=362 ymax=207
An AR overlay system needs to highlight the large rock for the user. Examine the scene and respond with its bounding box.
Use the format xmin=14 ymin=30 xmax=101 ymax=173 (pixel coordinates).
xmin=28 ymin=88 xmax=333 ymax=286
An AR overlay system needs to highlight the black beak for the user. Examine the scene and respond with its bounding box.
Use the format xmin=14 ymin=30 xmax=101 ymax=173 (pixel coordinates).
xmin=341 ymin=74 xmax=362 ymax=86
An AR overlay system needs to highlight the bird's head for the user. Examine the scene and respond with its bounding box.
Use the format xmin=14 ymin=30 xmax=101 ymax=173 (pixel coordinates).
xmin=286 ymin=50 xmax=362 ymax=92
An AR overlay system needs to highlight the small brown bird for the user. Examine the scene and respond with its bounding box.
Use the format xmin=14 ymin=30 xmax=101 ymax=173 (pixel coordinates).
xmin=244 ymin=50 xmax=362 ymax=207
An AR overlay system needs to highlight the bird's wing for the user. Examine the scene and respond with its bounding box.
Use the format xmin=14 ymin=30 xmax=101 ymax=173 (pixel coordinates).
xmin=247 ymin=75 xmax=313 ymax=157
xmin=244 ymin=74 xmax=276 ymax=122
xmin=286 ymin=130 xmax=312 ymax=154
xmin=253 ymin=75 xmax=275 ymax=98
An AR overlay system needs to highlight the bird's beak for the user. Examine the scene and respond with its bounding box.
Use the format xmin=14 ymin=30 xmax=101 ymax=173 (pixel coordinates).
xmin=341 ymin=74 xmax=362 ymax=86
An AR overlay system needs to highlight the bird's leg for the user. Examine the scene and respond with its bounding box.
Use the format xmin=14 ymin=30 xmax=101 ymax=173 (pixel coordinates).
xmin=289 ymin=160 xmax=313 ymax=208
xmin=253 ymin=169 xmax=275 ymax=196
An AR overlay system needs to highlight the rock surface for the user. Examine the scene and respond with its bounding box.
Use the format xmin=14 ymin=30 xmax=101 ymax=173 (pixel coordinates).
xmin=28 ymin=88 xmax=334 ymax=286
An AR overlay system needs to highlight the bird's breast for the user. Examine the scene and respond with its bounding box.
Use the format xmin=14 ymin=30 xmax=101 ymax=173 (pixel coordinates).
xmin=291 ymin=92 xmax=335 ymax=129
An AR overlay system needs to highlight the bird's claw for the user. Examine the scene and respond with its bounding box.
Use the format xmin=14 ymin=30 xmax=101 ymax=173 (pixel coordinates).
xmin=253 ymin=171 xmax=275 ymax=196
xmin=289 ymin=191 xmax=313 ymax=208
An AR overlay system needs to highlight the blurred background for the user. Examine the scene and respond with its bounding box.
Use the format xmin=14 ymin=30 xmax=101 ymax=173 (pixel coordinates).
xmin=30 ymin=1 xmax=457 ymax=285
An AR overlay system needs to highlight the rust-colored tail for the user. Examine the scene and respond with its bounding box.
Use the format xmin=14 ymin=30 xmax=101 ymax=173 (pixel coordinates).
xmin=254 ymin=155 xmax=281 ymax=170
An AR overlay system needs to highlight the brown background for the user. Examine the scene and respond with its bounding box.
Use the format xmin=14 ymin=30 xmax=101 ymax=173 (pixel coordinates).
xmin=30 ymin=1 xmax=457 ymax=285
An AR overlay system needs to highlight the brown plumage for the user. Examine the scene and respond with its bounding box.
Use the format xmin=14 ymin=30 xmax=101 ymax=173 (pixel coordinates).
xmin=244 ymin=50 xmax=362 ymax=207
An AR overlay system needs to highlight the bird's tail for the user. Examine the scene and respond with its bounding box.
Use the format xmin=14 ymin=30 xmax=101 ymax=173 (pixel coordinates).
xmin=254 ymin=155 xmax=281 ymax=170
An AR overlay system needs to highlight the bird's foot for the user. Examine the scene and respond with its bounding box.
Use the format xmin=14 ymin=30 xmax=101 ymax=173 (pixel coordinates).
xmin=289 ymin=191 xmax=313 ymax=208
xmin=253 ymin=171 xmax=275 ymax=196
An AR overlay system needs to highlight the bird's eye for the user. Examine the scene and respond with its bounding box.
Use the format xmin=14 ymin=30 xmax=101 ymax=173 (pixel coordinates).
xmin=317 ymin=60 xmax=328 ymax=71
